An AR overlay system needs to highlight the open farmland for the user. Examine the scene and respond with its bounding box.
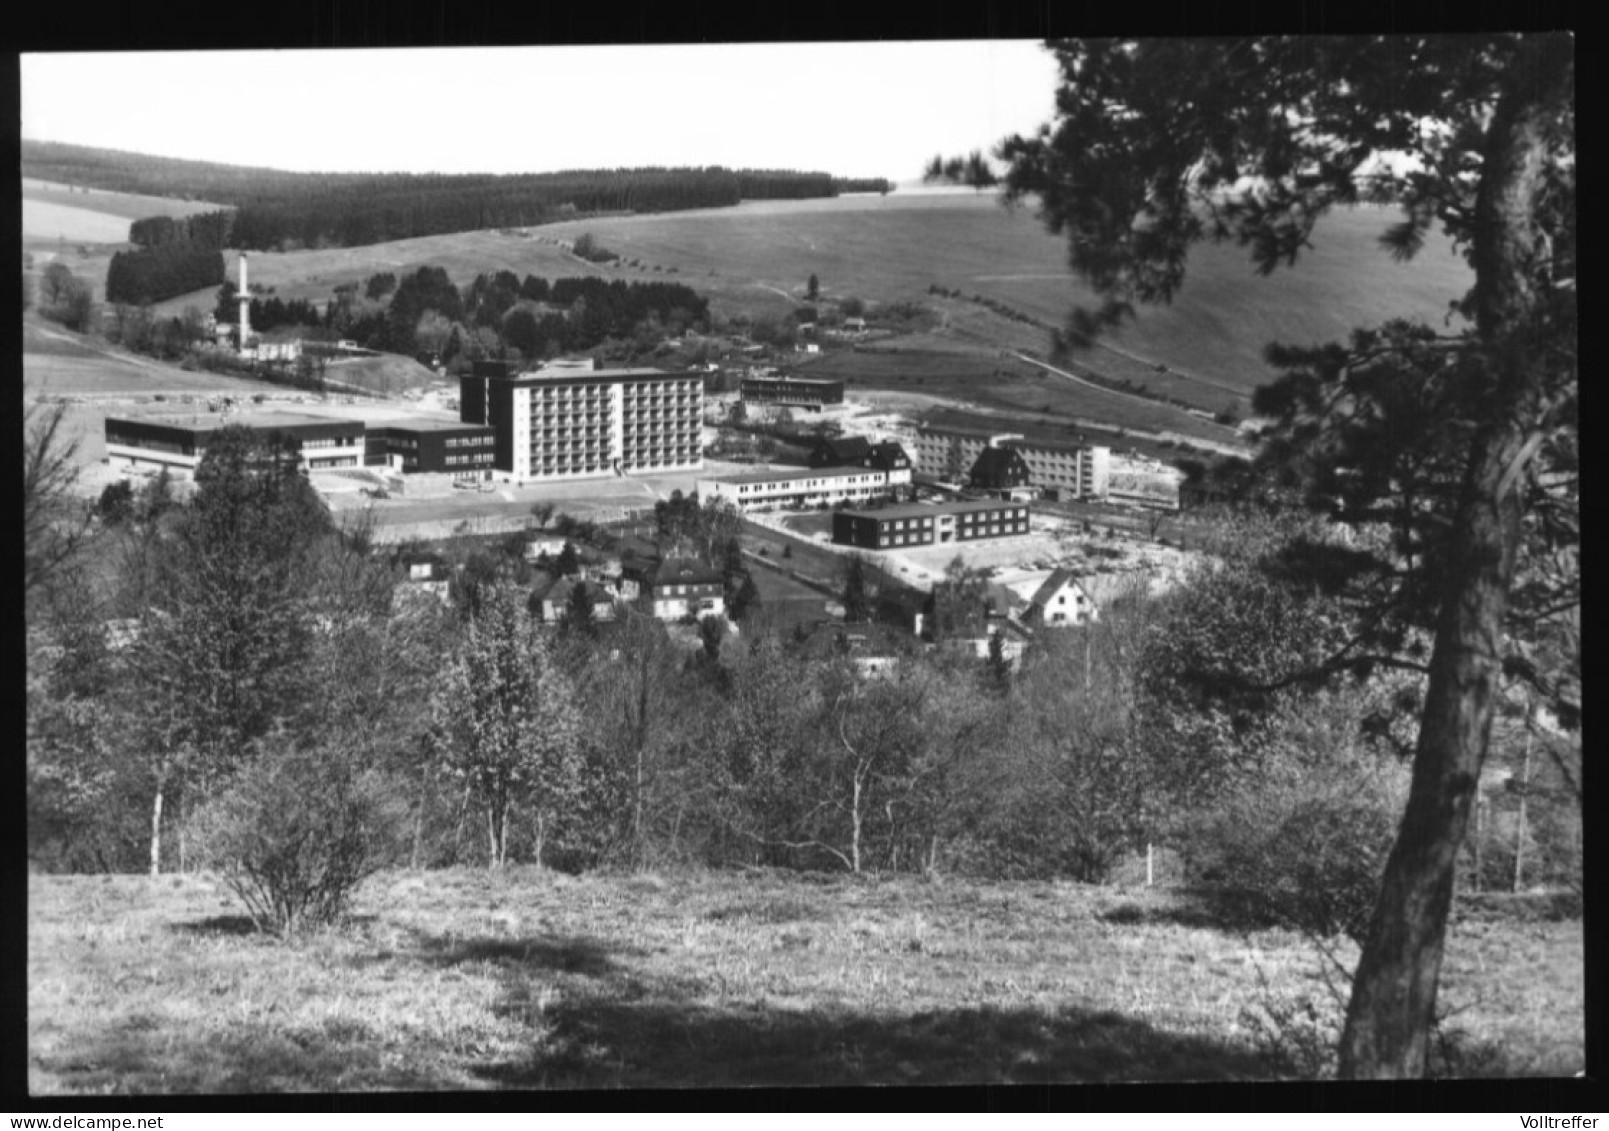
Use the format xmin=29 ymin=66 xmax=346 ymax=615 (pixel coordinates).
xmin=28 ymin=869 xmax=1583 ymax=1092
xmin=23 ymin=180 xmax=227 ymax=246
xmin=795 ymin=348 xmax=1237 ymax=448
xmin=538 ymin=193 xmax=1472 ymax=393
xmin=139 ymin=191 xmax=1477 ymax=411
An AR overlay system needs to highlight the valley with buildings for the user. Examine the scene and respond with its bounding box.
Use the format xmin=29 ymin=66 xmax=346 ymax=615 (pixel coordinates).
xmin=22 ymin=36 xmax=1580 ymax=1098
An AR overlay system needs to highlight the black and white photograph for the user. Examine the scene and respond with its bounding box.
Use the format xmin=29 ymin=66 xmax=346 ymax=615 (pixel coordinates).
xmin=21 ymin=34 xmax=1580 ymax=1094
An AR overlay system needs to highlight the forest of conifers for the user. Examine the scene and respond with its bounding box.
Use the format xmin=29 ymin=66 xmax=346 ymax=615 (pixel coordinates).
xmin=25 ymin=139 xmax=893 ymax=257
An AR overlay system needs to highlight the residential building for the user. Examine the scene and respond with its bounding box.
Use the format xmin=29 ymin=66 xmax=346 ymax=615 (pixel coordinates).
xmin=392 ymin=554 xmax=451 ymax=611
xmin=914 ymin=420 xmax=1111 ymax=499
xmin=540 ymin=577 xmax=619 ymax=625
xmin=913 ymin=423 xmax=1024 ymax=482
xmin=104 ymin=411 xmax=366 ymax=479
xmin=1001 ymin=437 xmax=1111 ymax=500
xmin=809 ymin=435 xmax=872 ymax=467
xmin=809 ymin=436 xmax=913 ymax=480
xmin=831 ymin=500 xmax=1032 ymax=550
xmin=697 ymin=466 xmax=900 ymax=511
xmin=968 ymin=446 xmax=1033 ymax=492
xmin=640 ymin=557 xmax=725 ymax=621
xmin=459 ymin=359 xmax=703 ymax=483
xmin=741 ymin=374 xmax=845 ymax=410
xmin=1024 ymin=568 xmax=1098 ymax=627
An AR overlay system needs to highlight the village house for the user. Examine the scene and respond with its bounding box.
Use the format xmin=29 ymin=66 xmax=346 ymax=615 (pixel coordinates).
xmin=968 ymin=446 xmax=1033 ymax=493
xmin=539 ymin=576 xmax=619 ymax=625
xmin=1023 ymin=568 xmax=1098 ymax=627
xmin=637 ymin=557 xmax=725 ymax=621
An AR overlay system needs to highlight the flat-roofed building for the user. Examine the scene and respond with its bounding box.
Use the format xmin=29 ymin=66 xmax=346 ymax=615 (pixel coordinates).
xmin=697 ymin=466 xmax=899 ymax=511
xmin=104 ymin=411 xmax=366 ymax=479
xmin=741 ymin=374 xmax=845 ymax=410
xmin=460 ymin=360 xmax=702 ymax=483
xmin=363 ymin=419 xmax=497 ymax=479
xmin=832 ymin=499 xmax=1032 ymax=550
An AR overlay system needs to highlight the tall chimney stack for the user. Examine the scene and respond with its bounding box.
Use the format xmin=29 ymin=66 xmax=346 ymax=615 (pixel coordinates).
xmin=237 ymin=253 xmax=252 ymax=350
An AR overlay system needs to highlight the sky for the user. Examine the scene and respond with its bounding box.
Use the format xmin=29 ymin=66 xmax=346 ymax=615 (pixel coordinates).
xmin=20 ymin=43 xmax=1063 ymax=182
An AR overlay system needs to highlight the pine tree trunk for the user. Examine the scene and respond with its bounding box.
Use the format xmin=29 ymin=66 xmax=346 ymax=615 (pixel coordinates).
xmin=1338 ymin=39 xmax=1569 ymax=1078
xmin=1514 ymin=728 xmax=1533 ymax=893
xmin=148 ymin=786 xmax=163 ymax=877
xmin=850 ymin=774 xmax=862 ymax=874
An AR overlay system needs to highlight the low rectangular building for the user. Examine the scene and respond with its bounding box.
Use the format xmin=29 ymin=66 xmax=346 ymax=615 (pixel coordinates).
xmin=740 ymin=374 xmax=845 ymax=410
xmin=832 ymin=500 xmax=1032 ymax=550
xmin=697 ymin=466 xmax=899 ymax=511
xmin=364 ymin=420 xmax=496 ymax=479
xmin=104 ymin=411 xmax=366 ymax=479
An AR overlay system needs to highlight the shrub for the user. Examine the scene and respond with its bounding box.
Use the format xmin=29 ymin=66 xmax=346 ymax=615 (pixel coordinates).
xmin=1179 ymin=740 xmax=1405 ymax=940
xmin=190 ymin=736 xmax=406 ymax=936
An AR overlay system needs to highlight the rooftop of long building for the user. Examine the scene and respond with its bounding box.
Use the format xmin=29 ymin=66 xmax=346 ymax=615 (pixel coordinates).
xmin=704 ymin=465 xmax=890 ymax=486
xmin=840 ymin=499 xmax=1030 ymax=521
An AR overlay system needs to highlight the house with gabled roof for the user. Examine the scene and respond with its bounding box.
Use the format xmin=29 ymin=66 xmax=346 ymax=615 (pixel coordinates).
xmin=643 ymin=557 xmax=726 ymax=621
xmin=1024 ymin=568 xmax=1097 ymax=627
xmin=809 ymin=434 xmax=873 ymax=468
xmin=968 ymin=446 xmax=1033 ymax=493
xmin=540 ymin=576 xmax=618 ymax=625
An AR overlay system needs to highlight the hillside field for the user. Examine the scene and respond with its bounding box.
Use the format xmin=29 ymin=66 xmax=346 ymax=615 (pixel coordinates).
xmin=27 ymin=868 xmax=1581 ymax=1092
xmin=23 ymin=179 xmax=227 ymax=245
xmin=538 ymin=194 xmax=1473 ymax=393
xmin=795 ymin=349 xmax=1236 ymax=446
xmin=100 ymin=192 xmax=1471 ymax=407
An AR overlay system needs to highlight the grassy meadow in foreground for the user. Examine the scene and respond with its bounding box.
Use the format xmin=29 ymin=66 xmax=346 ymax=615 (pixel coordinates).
xmin=28 ymin=869 xmax=1583 ymax=1093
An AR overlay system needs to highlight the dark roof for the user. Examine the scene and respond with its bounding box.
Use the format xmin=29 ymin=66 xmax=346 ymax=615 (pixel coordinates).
xmin=653 ymin=557 xmax=723 ymax=587
xmin=969 ymin=446 xmax=1031 ymax=487
xmin=1029 ymin=567 xmax=1087 ymax=609
xmin=811 ymin=436 xmax=873 ymax=467
xmin=868 ymin=441 xmax=911 ymax=469
xmin=840 ymin=499 xmax=1029 ymax=522
xmin=544 ymin=577 xmax=612 ymax=606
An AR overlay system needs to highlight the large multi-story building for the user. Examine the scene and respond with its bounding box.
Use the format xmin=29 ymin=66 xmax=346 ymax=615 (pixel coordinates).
xmin=913 ymin=423 xmax=1023 ymax=483
xmin=913 ymin=421 xmax=1110 ymax=499
xmin=104 ymin=412 xmax=368 ymax=479
xmin=697 ymin=466 xmax=900 ymax=511
xmin=1003 ymin=437 xmax=1111 ymax=500
xmin=460 ymin=359 xmax=702 ymax=483
xmin=832 ymin=500 xmax=1032 ymax=550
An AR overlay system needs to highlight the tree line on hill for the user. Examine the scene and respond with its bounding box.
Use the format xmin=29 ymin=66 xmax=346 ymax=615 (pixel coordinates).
xmin=210 ymin=265 xmax=713 ymax=363
xmin=105 ymin=244 xmax=227 ymax=306
xmin=25 ymin=140 xmax=891 ymax=253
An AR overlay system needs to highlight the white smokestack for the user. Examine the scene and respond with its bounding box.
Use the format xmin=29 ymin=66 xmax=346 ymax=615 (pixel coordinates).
xmin=237 ymin=253 xmax=251 ymax=348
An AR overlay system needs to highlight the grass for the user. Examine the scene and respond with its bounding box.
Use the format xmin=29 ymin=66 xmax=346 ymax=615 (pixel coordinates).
xmin=795 ymin=347 xmax=1233 ymax=444
xmin=28 ymin=869 xmax=1583 ymax=1092
xmin=79 ymin=193 xmax=1468 ymax=403
xmin=23 ymin=179 xmax=228 ymax=224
